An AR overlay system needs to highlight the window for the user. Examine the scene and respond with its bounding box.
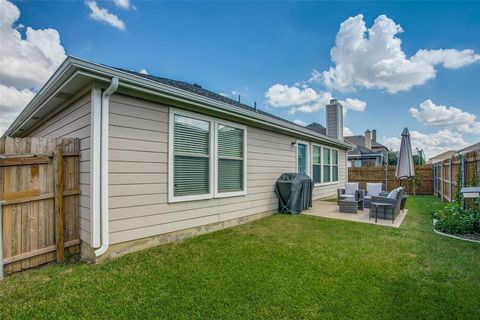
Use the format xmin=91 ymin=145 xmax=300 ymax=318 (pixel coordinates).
xmin=332 ymin=149 xmax=339 ymax=181
xmin=172 ymin=114 xmax=211 ymax=198
xmin=297 ymin=142 xmax=309 ymax=175
xmin=217 ymin=125 xmax=244 ymax=194
xmin=323 ymin=147 xmax=331 ymax=183
xmin=312 ymin=145 xmax=322 ymax=183
xmin=169 ymin=109 xmax=247 ymax=202
xmin=312 ymin=145 xmax=339 ymax=185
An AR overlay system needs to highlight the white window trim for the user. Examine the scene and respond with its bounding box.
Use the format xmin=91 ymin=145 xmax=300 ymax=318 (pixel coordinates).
xmin=296 ymin=140 xmax=310 ymax=176
xmin=214 ymin=119 xmax=247 ymax=198
xmin=168 ymin=108 xmax=247 ymax=203
xmin=311 ymin=143 xmax=340 ymax=187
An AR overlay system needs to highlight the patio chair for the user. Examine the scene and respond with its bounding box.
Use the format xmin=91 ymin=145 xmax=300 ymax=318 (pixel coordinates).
xmin=337 ymin=182 xmax=364 ymax=205
xmin=369 ymin=187 xmax=404 ymax=222
xmin=364 ymin=183 xmax=386 ymax=208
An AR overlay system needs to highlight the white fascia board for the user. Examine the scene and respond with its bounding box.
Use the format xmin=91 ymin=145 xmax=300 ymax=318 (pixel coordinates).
xmin=6 ymin=56 xmax=353 ymax=150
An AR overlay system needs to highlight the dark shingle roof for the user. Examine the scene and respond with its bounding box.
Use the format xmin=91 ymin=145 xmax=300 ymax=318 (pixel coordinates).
xmin=115 ymin=68 xmax=328 ymax=136
xmin=305 ymin=122 xmax=327 ymax=135
xmin=344 ymin=135 xmax=387 ymax=150
xmin=349 ymin=146 xmax=382 ymax=156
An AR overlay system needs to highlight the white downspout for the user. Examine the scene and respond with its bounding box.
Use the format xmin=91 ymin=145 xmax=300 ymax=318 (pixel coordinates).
xmin=95 ymin=78 xmax=119 ymax=257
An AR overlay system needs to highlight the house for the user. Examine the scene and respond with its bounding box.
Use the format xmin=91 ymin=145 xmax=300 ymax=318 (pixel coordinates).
xmin=427 ymin=142 xmax=480 ymax=164
xmin=4 ymin=57 xmax=353 ymax=262
xmin=344 ymin=129 xmax=388 ymax=167
xmin=426 ymin=150 xmax=457 ymax=164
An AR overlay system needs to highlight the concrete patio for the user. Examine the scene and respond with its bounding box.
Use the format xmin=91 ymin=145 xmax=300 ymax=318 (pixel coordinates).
xmin=303 ymin=200 xmax=408 ymax=228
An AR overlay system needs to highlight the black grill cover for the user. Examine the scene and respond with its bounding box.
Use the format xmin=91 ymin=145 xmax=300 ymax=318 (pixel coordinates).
xmin=275 ymin=173 xmax=314 ymax=214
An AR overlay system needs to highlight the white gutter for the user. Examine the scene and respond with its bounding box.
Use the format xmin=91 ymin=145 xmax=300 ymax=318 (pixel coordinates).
xmin=95 ymin=78 xmax=119 ymax=257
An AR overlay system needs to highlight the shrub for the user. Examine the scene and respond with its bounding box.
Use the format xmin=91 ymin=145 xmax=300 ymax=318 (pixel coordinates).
xmin=433 ymin=203 xmax=480 ymax=234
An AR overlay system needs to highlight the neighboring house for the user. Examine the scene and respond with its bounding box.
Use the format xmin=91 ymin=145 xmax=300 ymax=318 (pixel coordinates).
xmin=459 ymin=142 xmax=480 ymax=154
xmin=426 ymin=142 xmax=480 ymax=164
xmin=4 ymin=57 xmax=353 ymax=262
xmin=426 ymin=150 xmax=457 ymax=164
xmin=344 ymin=129 xmax=388 ymax=167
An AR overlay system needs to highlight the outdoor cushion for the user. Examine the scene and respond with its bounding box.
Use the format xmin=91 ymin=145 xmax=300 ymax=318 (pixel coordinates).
xmin=366 ymin=183 xmax=382 ymax=197
xmin=344 ymin=183 xmax=359 ymax=195
xmin=364 ymin=195 xmax=371 ymax=199
xmin=387 ymin=187 xmax=401 ymax=199
xmin=341 ymin=194 xmax=355 ymax=198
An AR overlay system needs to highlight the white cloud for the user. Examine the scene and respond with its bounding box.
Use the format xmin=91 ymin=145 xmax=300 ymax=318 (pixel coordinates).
xmin=380 ymin=129 xmax=470 ymax=159
xmin=319 ymin=14 xmax=480 ymax=93
xmin=409 ymin=100 xmax=480 ymax=134
xmin=343 ymin=127 xmax=353 ymax=136
xmin=113 ymin=0 xmax=131 ymax=10
xmin=139 ymin=68 xmax=148 ymax=74
xmin=341 ymin=98 xmax=366 ymax=113
xmin=413 ymin=49 xmax=480 ymax=69
xmin=86 ymin=1 xmax=126 ymax=31
xmin=0 ymin=0 xmax=66 ymax=89
xmin=265 ymin=84 xmax=319 ymax=107
xmin=265 ymin=83 xmax=366 ymax=115
xmin=293 ymin=118 xmax=307 ymax=126
xmin=0 ymin=84 xmax=35 ymax=113
xmin=0 ymin=0 xmax=66 ymax=135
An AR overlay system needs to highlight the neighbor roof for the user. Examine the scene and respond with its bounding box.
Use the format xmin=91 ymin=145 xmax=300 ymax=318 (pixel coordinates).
xmin=344 ymin=135 xmax=387 ymax=150
xmin=427 ymin=150 xmax=457 ymax=163
xmin=459 ymin=142 xmax=480 ymax=154
xmin=348 ymin=146 xmax=384 ymax=156
xmin=305 ymin=122 xmax=327 ymax=135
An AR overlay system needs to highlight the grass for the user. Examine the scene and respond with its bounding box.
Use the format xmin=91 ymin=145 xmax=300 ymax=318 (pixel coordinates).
xmin=1 ymin=196 xmax=479 ymax=319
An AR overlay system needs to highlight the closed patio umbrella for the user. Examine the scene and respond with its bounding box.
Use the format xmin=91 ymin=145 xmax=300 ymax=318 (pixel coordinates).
xmin=395 ymin=127 xmax=415 ymax=180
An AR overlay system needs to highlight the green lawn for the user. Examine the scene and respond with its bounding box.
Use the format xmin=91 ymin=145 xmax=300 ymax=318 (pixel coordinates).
xmin=1 ymin=196 xmax=479 ymax=319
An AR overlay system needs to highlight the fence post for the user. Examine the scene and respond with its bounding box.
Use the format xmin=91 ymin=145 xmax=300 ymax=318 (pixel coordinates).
xmin=54 ymin=147 xmax=65 ymax=263
xmin=0 ymin=201 xmax=5 ymax=280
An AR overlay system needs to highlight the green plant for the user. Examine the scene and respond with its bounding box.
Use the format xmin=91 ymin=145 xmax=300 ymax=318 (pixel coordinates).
xmin=453 ymin=154 xmax=464 ymax=205
xmin=471 ymin=154 xmax=480 ymax=212
xmin=434 ymin=203 xmax=480 ymax=234
xmin=408 ymin=169 xmax=422 ymax=195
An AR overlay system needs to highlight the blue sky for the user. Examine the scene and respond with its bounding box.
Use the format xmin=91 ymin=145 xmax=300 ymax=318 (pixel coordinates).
xmin=1 ymin=0 xmax=479 ymax=157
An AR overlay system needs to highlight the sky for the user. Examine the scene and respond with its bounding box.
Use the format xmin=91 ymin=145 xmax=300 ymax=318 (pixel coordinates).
xmin=1 ymin=0 xmax=479 ymax=158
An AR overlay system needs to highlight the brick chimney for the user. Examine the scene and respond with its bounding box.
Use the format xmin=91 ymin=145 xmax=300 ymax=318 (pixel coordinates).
xmin=365 ymin=129 xmax=372 ymax=150
xmin=372 ymin=129 xmax=377 ymax=143
xmin=326 ymin=99 xmax=343 ymax=140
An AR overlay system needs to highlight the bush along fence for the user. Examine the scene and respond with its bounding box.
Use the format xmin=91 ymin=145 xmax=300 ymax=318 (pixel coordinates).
xmin=433 ymin=150 xmax=480 ymax=208
xmin=348 ymin=164 xmax=434 ymax=195
xmin=0 ymin=137 xmax=80 ymax=279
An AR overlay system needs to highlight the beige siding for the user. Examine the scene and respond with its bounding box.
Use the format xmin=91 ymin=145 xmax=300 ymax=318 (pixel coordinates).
xmin=29 ymin=93 xmax=92 ymax=244
xmin=108 ymin=94 xmax=347 ymax=244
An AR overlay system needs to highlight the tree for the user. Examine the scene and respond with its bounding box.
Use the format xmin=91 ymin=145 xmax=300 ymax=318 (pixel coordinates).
xmin=388 ymin=149 xmax=398 ymax=165
xmin=408 ymin=169 xmax=422 ymax=195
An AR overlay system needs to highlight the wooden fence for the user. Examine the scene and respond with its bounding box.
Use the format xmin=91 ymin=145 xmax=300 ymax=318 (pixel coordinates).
xmin=348 ymin=164 xmax=434 ymax=195
xmin=0 ymin=137 xmax=80 ymax=276
xmin=433 ymin=150 xmax=479 ymax=204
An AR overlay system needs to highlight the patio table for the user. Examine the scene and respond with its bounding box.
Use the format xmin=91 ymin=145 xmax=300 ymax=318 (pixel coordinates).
xmin=370 ymin=202 xmax=394 ymax=223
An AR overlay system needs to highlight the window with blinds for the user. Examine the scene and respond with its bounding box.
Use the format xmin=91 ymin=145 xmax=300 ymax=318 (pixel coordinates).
xmin=173 ymin=115 xmax=210 ymax=197
xmin=169 ymin=109 xmax=247 ymax=202
xmin=312 ymin=145 xmax=322 ymax=183
xmin=217 ymin=125 xmax=244 ymax=193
